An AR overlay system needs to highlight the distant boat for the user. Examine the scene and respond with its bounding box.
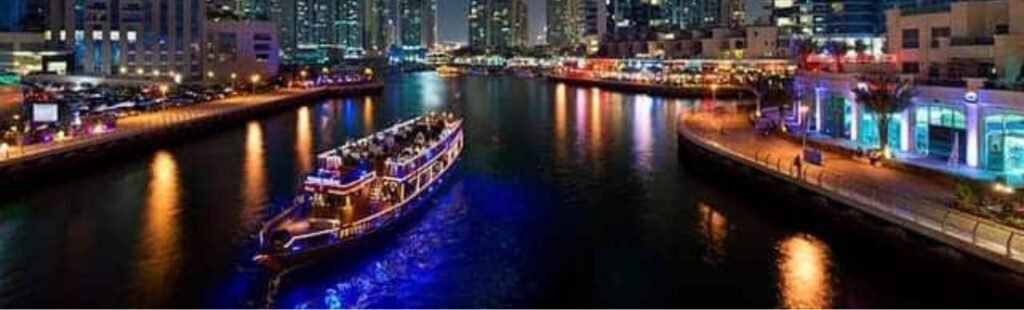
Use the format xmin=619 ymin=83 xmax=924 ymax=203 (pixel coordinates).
xmin=254 ymin=112 xmax=464 ymax=269
xmin=436 ymin=65 xmax=463 ymax=77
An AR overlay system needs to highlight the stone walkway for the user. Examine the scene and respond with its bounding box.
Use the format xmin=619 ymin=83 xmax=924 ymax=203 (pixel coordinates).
xmin=0 ymin=89 xmax=312 ymax=164
xmin=682 ymin=108 xmax=955 ymax=209
xmin=679 ymin=107 xmax=1024 ymax=270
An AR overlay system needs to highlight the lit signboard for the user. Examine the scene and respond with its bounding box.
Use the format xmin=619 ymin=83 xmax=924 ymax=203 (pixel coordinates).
xmin=964 ymin=91 xmax=979 ymax=103
xmin=33 ymin=103 xmax=59 ymax=122
xmin=0 ymin=73 xmax=19 ymax=85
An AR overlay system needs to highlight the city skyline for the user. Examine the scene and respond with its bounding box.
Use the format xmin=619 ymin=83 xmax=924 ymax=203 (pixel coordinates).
xmin=439 ymin=0 xmax=545 ymax=45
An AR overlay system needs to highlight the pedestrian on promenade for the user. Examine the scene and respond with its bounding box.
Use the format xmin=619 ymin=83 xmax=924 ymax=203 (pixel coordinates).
xmin=793 ymin=155 xmax=803 ymax=178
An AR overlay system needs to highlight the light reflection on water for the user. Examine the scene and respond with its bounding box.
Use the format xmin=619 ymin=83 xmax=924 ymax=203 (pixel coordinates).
xmin=4 ymin=74 xmax=1024 ymax=308
xmin=632 ymin=95 xmax=655 ymax=174
xmin=696 ymin=202 xmax=728 ymax=266
xmin=296 ymin=107 xmax=313 ymax=173
xmin=135 ymin=151 xmax=182 ymax=302
xmin=242 ymin=121 xmax=268 ymax=228
xmin=777 ymin=234 xmax=834 ymax=309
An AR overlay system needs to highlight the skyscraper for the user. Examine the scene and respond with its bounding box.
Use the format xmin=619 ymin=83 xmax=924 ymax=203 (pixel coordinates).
xmin=0 ymin=0 xmax=46 ymax=31
xmin=399 ymin=0 xmax=436 ymax=48
xmin=581 ymin=0 xmax=610 ymax=38
xmin=294 ymin=0 xmax=331 ymax=49
xmin=334 ymin=0 xmax=364 ymax=51
xmin=609 ymin=0 xmax=665 ymax=36
xmin=468 ymin=0 xmax=529 ymax=50
xmin=1 ymin=0 xmax=28 ymax=31
xmin=363 ymin=0 xmax=397 ymax=53
xmin=47 ymin=0 xmax=206 ymax=79
xmin=547 ymin=0 xmax=582 ymax=48
xmin=511 ymin=0 xmax=528 ymax=47
xmin=770 ymin=0 xmax=887 ymax=42
xmin=268 ymin=0 xmax=297 ymax=55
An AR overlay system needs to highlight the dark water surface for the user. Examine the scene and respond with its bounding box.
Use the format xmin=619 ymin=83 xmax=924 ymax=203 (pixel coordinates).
xmin=2 ymin=73 xmax=1023 ymax=308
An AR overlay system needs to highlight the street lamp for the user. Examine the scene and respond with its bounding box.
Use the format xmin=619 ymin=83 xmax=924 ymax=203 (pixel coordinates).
xmin=207 ymin=71 xmax=215 ymax=80
xmin=250 ymin=74 xmax=261 ymax=94
xmin=230 ymin=72 xmax=238 ymax=88
xmin=159 ymin=84 xmax=170 ymax=98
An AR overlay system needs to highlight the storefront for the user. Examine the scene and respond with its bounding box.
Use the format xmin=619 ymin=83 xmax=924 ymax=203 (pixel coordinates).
xmin=819 ymin=95 xmax=851 ymax=139
xmin=798 ymin=73 xmax=1024 ymax=179
xmin=913 ymin=104 xmax=966 ymax=163
xmin=983 ymin=112 xmax=1024 ymax=175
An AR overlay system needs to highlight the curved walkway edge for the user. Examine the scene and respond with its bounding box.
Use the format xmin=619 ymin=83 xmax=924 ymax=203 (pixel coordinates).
xmin=676 ymin=108 xmax=1024 ymax=274
xmin=0 ymin=83 xmax=384 ymax=186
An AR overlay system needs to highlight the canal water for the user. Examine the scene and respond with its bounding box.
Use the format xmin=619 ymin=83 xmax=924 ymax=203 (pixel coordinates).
xmin=1 ymin=73 xmax=1023 ymax=308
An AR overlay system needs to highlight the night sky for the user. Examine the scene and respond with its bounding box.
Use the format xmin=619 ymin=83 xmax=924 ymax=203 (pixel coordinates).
xmin=437 ymin=0 xmax=546 ymax=45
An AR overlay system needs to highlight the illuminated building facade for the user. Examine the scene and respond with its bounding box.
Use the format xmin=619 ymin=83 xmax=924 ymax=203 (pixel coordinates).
xmin=547 ymin=0 xmax=582 ymax=48
xmin=468 ymin=0 xmax=529 ymax=49
xmin=399 ymin=0 xmax=436 ymax=49
xmin=797 ymin=0 xmax=1024 ymax=179
xmin=46 ymin=0 xmax=206 ymax=80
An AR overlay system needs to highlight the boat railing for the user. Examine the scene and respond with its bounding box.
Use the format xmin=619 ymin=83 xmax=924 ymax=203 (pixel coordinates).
xmin=384 ymin=120 xmax=463 ymax=178
xmin=282 ymin=227 xmax=341 ymax=250
xmin=276 ymin=117 xmax=462 ymax=254
xmin=338 ymin=129 xmax=463 ymax=241
xmin=305 ymin=169 xmax=376 ymax=193
xmin=258 ymin=195 xmax=308 ymax=247
xmin=317 ymin=117 xmax=424 ymax=160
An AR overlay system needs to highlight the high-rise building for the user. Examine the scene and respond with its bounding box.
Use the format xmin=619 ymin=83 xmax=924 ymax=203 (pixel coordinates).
xmin=469 ymin=0 xmax=488 ymax=48
xmin=204 ymin=20 xmax=279 ymax=82
xmin=294 ymin=0 xmax=332 ymax=49
xmin=1 ymin=0 xmax=46 ymax=31
xmin=581 ymin=0 xmax=610 ymax=37
xmin=770 ymin=0 xmax=887 ymax=42
xmin=267 ymin=0 xmax=400 ymax=61
xmin=547 ymin=0 xmax=582 ymax=48
xmin=334 ymin=0 xmax=364 ymax=51
xmin=267 ymin=0 xmax=297 ymax=55
xmin=468 ymin=0 xmax=529 ymax=49
xmin=512 ymin=0 xmax=528 ymax=47
xmin=399 ymin=0 xmax=436 ymax=48
xmin=609 ymin=0 xmax=666 ymax=36
xmin=580 ymin=0 xmax=610 ymax=53
xmin=1 ymin=0 xmax=28 ymax=31
xmin=47 ymin=0 xmax=206 ymax=79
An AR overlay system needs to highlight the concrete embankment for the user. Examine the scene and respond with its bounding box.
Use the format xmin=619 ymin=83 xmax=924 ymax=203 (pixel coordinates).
xmin=0 ymin=83 xmax=383 ymax=187
xmin=676 ymin=110 xmax=1024 ymax=275
xmin=547 ymin=74 xmax=756 ymax=99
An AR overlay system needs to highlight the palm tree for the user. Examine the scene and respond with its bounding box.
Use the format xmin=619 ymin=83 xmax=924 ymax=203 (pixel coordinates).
xmin=791 ymin=39 xmax=818 ymax=70
xmin=853 ymin=40 xmax=869 ymax=61
xmin=853 ymin=75 xmax=917 ymax=153
xmin=821 ymin=41 xmax=850 ymax=73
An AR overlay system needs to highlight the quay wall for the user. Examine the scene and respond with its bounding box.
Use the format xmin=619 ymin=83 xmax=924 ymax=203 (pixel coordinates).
xmin=0 ymin=83 xmax=384 ymax=187
xmin=676 ymin=112 xmax=1024 ymax=275
xmin=547 ymin=74 xmax=757 ymax=99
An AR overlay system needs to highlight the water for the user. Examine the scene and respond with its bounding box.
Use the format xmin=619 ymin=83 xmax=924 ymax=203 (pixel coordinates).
xmin=2 ymin=73 xmax=1023 ymax=308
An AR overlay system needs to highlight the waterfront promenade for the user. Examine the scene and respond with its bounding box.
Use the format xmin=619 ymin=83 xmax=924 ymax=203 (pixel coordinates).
xmin=547 ymin=74 xmax=759 ymax=98
xmin=678 ymin=105 xmax=1024 ymax=272
xmin=0 ymin=83 xmax=382 ymax=182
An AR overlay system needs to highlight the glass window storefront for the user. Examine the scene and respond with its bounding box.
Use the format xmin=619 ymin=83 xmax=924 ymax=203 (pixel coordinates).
xmin=859 ymin=112 xmax=902 ymax=150
xmin=984 ymin=113 xmax=1024 ymax=174
xmin=914 ymin=105 xmax=966 ymax=162
xmin=821 ymin=95 xmax=850 ymax=139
